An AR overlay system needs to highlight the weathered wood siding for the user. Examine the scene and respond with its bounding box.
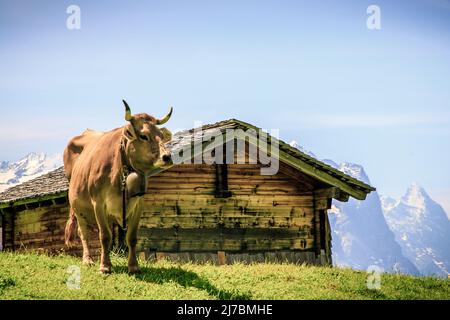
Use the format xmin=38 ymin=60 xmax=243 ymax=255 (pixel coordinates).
xmin=0 ymin=160 xmax=334 ymax=265
xmin=1 ymin=208 xmax=14 ymax=251
xmin=1 ymin=202 xmax=100 ymax=256
xmin=138 ymin=162 xmax=323 ymax=261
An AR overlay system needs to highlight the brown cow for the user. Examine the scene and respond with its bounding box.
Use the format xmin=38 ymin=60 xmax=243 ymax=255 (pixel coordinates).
xmin=64 ymin=100 xmax=173 ymax=273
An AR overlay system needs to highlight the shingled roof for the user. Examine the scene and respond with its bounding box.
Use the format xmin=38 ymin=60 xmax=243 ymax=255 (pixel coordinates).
xmin=0 ymin=167 xmax=68 ymax=208
xmin=0 ymin=118 xmax=375 ymax=209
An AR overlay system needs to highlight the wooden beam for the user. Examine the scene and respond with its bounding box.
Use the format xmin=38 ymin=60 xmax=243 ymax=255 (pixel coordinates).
xmin=156 ymin=252 xmax=166 ymax=261
xmin=324 ymin=211 xmax=333 ymax=265
xmin=214 ymin=164 xmax=232 ymax=198
xmin=319 ymin=210 xmax=326 ymax=251
xmin=335 ymin=192 xmax=349 ymax=202
xmin=314 ymin=187 xmax=350 ymax=203
xmin=314 ymin=187 xmax=339 ymax=198
xmin=312 ymin=192 xmax=319 ymax=255
xmin=314 ymin=198 xmax=330 ymax=210
xmin=217 ymin=251 xmax=227 ymax=265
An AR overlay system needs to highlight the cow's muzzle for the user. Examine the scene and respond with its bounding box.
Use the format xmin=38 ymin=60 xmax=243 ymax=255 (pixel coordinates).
xmin=155 ymin=152 xmax=173 ymax=168
xmin=162 ymin=153 xmax=172 ymax=165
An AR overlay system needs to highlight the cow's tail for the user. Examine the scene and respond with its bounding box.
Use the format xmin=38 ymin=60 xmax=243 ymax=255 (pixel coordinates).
xmin=64 ymin=207 xmax=78 ymax=247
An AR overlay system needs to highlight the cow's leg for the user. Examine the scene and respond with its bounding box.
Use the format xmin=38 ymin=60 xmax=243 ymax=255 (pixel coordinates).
xmin=94 ymin=202 xmax=112 ymax=274
xmin=126 ymin=197 xmax=143 ymax=273
xmin=77 ymin=216 xmax=94 ymax=265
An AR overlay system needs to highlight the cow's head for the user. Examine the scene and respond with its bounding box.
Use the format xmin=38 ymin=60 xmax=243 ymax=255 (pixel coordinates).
xmin=122 ymin=100 xmax=173 ymax=174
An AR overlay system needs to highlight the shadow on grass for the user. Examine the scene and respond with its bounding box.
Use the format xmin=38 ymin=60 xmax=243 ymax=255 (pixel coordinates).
xmin=0 ymin=274 xmax=16 ymax=295
xmin=113 ymin=265 xmax=252 ymax=300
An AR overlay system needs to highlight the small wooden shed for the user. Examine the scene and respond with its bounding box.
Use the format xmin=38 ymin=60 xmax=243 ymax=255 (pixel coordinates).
xmin=0 ymin=119 xmax=374 ymax=265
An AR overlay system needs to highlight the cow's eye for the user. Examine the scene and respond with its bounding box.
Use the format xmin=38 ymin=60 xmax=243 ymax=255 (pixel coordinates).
xmin=139 ymin=135 xmax=149 ymax=141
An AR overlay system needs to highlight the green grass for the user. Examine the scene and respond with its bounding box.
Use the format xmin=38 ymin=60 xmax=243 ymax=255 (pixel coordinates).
xmin=0 ymin=251 xmax=449 ymax=300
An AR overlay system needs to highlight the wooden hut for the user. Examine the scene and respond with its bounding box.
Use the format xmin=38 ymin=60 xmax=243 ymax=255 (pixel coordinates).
xmin=0 ymin=119 xmax=375 ymax=265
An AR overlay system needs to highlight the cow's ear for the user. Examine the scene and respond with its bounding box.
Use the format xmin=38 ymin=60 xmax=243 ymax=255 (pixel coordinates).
xmin=124 ymin=124 xmax=137 ymax=141
xmin=160 ymin=127 xmax=172 ymax=143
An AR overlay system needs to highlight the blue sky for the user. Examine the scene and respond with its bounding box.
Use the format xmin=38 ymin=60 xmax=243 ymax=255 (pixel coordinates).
xmin=1 ymin=0 xmax=449 ymax=211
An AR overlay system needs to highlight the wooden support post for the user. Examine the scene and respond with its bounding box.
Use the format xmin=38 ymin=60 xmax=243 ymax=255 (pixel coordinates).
xmin=319 ymin=209 xmax=326 ymax=251
xmin=215 ymin=164 xmax=232 ymax=198
xmin=139 ymin=251 xmax=149 ymax=262
xmin=217 ymin=251 xmax=227 ymax=265
xmin=156 ymin=252 xmax=166 ymax=261
xmin=324 ymin=212 xmax=333 ymax=265
xmin=140 ymin=250 xmax=156 ymax=262
xmin=315 ymin=187 xmax=350 ymax=203
xmin=319 ymin=249 xmax=327 ymax=266
xmin=312 ymin=193 xmax=320 ymax=256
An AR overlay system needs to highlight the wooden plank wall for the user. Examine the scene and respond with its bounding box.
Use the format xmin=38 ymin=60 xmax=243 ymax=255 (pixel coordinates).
xmin=138 ymin=162 xmax=322 ymax=263
xmin=313 ymin=194 xmax=333 ymax=265
xmin=2 ymin=209 xmax=14 ymax=251
xmin=1 ymin=203 xmax=101 ymax=256
xmin=0 ymin=148 xmax=334 ymax=266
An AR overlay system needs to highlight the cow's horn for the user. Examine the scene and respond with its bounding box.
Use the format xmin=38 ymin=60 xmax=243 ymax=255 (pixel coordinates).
xmin=156 ymin=106 xmax=173 ymax=125
xmin=123 ymin=100 xmax=133 ymax=121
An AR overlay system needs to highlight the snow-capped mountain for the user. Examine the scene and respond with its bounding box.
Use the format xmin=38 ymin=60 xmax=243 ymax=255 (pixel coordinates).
xmin=289 ymin=141 xmax=420 ymax=275
xmin=326 ymin=163 xmax=420 ymax=275
xmin=0 ymin=153 xmax=63 ymax=192
xmin=380 ymin=195 xmax=398 ymax=213
xmin=382 ymin=184 xmax=450 ymax=277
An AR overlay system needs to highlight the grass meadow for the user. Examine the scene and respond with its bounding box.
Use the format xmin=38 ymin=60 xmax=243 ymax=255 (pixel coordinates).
xmin=0 ymin=251 xmax=449 ymax=300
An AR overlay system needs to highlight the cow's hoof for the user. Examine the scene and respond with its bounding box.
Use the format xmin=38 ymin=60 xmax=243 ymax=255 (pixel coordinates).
xmin=82 ymin=257 xmax=95 ymax=266
xmin=128 ymin=265 xmax=141 ymax=274
xmin=99 ymin=265 xmax=112 ymax=274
